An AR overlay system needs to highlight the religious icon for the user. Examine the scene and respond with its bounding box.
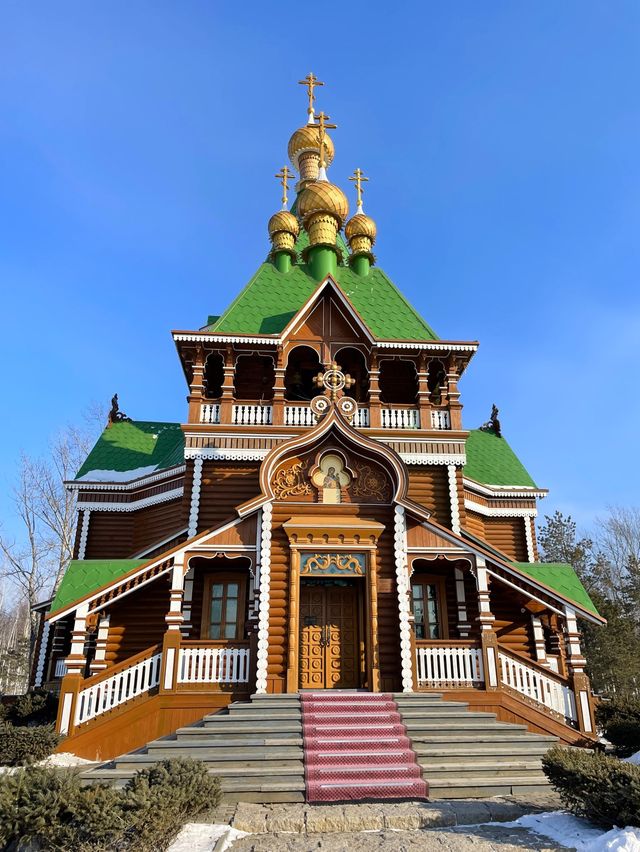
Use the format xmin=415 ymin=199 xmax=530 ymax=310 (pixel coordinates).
xmin=311 ymin=453 xmax=351 ymax=504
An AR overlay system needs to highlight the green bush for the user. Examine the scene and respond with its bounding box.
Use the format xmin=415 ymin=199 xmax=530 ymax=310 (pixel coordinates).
xmin=9 ymin=689 xmax=59 ymax=726
xmin=596 ymin=696 xmax=640 ymax=728
xmin=0 ymin=722 xmax=60 ymax=766
xmin=0 ymin=757 xmax=222 ymax=851
xmin=596 ymin=697 xmax=640 ymax=757
xmin=542 ymin=746 xmax=640 ymax=828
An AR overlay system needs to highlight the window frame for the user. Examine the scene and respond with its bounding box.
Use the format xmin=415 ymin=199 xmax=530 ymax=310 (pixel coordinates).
xmin=410 ymin=574 xmax=449 ymax=640
xmin=201 ymin=573 xmax=247 ymax=641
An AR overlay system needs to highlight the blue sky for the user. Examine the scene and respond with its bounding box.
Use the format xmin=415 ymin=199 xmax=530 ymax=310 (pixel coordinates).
xmin=1 ymin=1 xmax=639 ymax=540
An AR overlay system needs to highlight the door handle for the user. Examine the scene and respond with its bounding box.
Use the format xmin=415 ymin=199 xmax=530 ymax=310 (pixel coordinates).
xmin=320 ymin=625 xmax=329 ymax=647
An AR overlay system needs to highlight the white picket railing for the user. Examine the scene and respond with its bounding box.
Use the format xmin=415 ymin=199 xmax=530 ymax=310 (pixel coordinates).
xmin=416 ymin=645 xmax=484 ymax=686
xmin=74 ymin=652 xmax=162 ymax=726
xmin=232 ymin=404 xmax=273 ymax=426
xmin=381 ymin=408 xmax=420 ymax=430
xmin=498 ymin=651 xmax=577 ymax=722
xmin=353 ymin=407 xmax=370 ymax=427
xmin=177 ymin=646 xmax=250 ymax=684
xmin=285 ymin=404 xmax=315 ymax=427
xmin=201 ymin=403 xmax=221 ymax=424
xmin=54 ymin=659 xmax=67 ymax=678
xmin=430 ymin=410 xmax=451 ymax=430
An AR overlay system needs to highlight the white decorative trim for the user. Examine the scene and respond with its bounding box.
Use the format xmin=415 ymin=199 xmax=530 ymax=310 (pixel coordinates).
xmin=184 ymin=448 xmax=268 ymax=461
xmin=377 ymin=341 xmax=478 ymax=352
xmin=67 ymin=465 xmax=185 ymax=492
xmin=524 ymin=516 xmax=536 ymax=563
xmin=34 ymin=619 xmax=51 ymax=687
xmin=393 ymin=505 xmax=415 ymax=692
xmin=463 ymin=478 xmax=547 ymax=499
xmin=173 ymin=332 xmax=276 ymax=344
xmin=59 ymin=693 xmax=73 ymax=735
xmin=255 ymin=502 xmax=273 ymax=694
xmin=448 ymin=465 xmax=461 ymax=535
xmin=77 ymin=509 xmax=91 ymax=559
xmin=399 ymin=453 xmax=466 ymax=466
xmin=77 ymin=487 xmax=184 ymax=513
xmin=187 ymin=459 xmax=203 ymax=538
xmin=464 ymin=499 xmax=537 ymax=518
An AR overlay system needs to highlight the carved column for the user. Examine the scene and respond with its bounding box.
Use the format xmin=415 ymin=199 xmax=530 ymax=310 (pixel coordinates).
xmin=394 ymin=506 xmax=415 ymax=692
xmin=564 ymin=605 xmax=595 ymax=734
xmin=368 ymin=547 xmax=381 ymax=692
xmin=272 ymin=346 xmax=286 ymax=426
xmin=286 ymin=548 xmax=300 ymax=692
xmin=187 ymin=458 xmax=203 ymax=539
xmin=531 ymin=614 xmax=549 ymax=668
xmin=475 ymin=558 xmax=499 ymax=690
xmin=368 ymin=348 xmax=382 ymax=428
xmin=89 ymin=614 xmax=110 ymax=674
xmin=57 ymin=602 xmax=89 ymax=736
xmin=165 ymin=555 xmax=186 ymax=632
xmin=417 ymin=353 xmax=431 ymax=429
xmin=255 ymin=503 xmax=273 ymax=694
xmin=455 ymin=564 xmax=471 ymax=637
xmin=219 ymin=344 xmax=235 ymax=424
xmin=181 ymin=566 xmax=195 ymax=637
xmin=445 ymin=358 xmax=463 ymax=431
xmin=188 ymin=345 xmax=206 ymax=423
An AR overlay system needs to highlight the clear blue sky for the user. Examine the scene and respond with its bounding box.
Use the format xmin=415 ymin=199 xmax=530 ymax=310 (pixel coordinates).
xmin=1 ymin=1 xmax=639 ymax=539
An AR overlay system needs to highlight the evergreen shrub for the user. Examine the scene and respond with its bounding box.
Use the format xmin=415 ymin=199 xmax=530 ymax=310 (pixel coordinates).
xmin=9 ymin=690 xmax=59 ymax=726
xmin=542 ymin=746 xmax=640 ymax=828
xmin=0 ymin=722 xmax=60 ymax=766
xmin=0 ymin=758 xmax=222 ymax=851
xmin=596 ymin=697 xmax=640 ymax=757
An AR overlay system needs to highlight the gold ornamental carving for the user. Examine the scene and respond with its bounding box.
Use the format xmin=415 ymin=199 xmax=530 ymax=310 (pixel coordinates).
xmin=272 ymin=461 xmax=312 ymax=500
xmin=352 ymin=464 xmax=391 ymax=502
xmin=300 ymin=552 xmax=365 ymax=576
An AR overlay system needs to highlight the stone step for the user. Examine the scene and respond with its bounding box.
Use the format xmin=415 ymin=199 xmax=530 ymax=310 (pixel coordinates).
xmin=172 ymin=733 xmax=303 ymax=747
xmin=413 ymin=744 xmax=552 ymax=761
xmin=421 ymin=761 xmax=545 ymax=779
xmin=427 ymin=775 xmax=550 ymax=799
xmin=392 ymin=692 xmax=444 ymax=700
xmin=187 ymin=721 xmax=302 ymax=734
xmin=113 ymin=756 xmax=304 ymax=773
xmin=145 ymin=744 xmax=303 ymax=760
xmin=398 ymin=710 xmax=497 ymax=720
xmin=409 ymin=732 xmax=554 ymax=744
xmin=229 ymin=702 xmax=301 ymax=712
xmin=402 ymin=720 xmax=527 ymax=733
xmin=394 ymin=699 xmax=469 ymax=709
xmin=206 ymin=711 xmax=302 ymax=722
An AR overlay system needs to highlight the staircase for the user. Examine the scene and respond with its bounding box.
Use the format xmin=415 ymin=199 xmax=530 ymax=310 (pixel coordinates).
xmin=82 ymin=691 xmax=556 ymax=802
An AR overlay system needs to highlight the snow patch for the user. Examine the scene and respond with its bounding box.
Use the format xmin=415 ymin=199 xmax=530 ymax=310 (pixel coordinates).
xmin=37 ymin=752 xmax=94 ymax=768
xmin=624 ymin=750 xmax=640 ymax=765
xmin=499 ymin=811 xmax=640 ymax=851
xmin=76 ymin=465 xmax=159 ymax=483
xmin=168 ymin=823 xmax=248 ymax=852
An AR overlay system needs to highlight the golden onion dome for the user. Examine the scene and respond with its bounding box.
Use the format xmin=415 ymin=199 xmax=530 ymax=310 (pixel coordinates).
xmin=268 ymin=210 xmax=299 ymax=238
xmin=298 ymin=180 xmax=349 ymax=226
xmin=288 ymin=125 xmax=335 ymax=169
xmin=345 ymin=212 xmax=377 ymax=243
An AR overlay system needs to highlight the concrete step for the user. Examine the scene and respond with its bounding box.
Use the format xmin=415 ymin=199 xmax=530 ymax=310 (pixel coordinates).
xmin=181 ymin=721 xmax=302 ymax=735
xmin=173 ymin=733 xmax=303 ymax=746
xmin=145 ymin=744 xmax=303 ymax=760
xmin=409 ymin=732 xmax=554 ymax=744
xmin=229 ymin=702 xmax=301 ymax=712
xmin=399 ymin=710 xmax=497 ymax=720
xmin=206 ymin=711 xmax=301 ymax=722
xmin=402 ymin=721 xmax=527 ymax=733
xmin=113 ymin=756 xmax=304 ymax=773
xmin=427 ymin=775 xmax=550 ymax=799
xmin=421 ymin=761 xmax=545 ymax=780
xmin=413 ymin=745 xmax=553 ymax=761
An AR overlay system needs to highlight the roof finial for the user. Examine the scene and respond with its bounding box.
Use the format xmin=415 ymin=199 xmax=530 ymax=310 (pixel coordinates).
xmin=349 ymin=167 xmax=369 ymax=215
xmin=274 ymin=165 xmax=294 ymax=210
xmin=314 ymin=111 xmax=337 ymax=180
xmin=298 ymin=72 xmax=324 ymax=124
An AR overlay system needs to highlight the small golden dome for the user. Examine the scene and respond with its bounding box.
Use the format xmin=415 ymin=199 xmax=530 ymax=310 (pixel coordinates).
xmin=345 ymin=212 xmax=377 ymax=243
xmin=288 ymin=125 xmax=335 ymax=170
xmin=298 ymin=181 xmax=349 ymax=227
xmin=268 ymin=210 xmax=299 ymax=238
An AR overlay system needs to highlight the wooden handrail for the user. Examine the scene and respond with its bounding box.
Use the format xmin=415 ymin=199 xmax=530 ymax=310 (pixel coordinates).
xmin=415 ymin=639 xmax=480 ymax=649
xmin=81 ymin=643 xmax=162 ymax=689
xmin=181 ymin=640 xmax=250 ymax=649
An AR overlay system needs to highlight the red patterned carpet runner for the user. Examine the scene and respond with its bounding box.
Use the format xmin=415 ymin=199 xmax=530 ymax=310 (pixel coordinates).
xmin=301 ymin=692 xmax=428 ymax=803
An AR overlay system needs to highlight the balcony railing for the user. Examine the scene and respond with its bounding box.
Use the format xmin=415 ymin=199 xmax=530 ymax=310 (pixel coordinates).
xmin=430 ymin=410 xmax=451 ymax=430
xmin=416 ymin=642 xmax=484 ymax=687
xmin=232 ymin=404 xmax=273 ymax=426
xmin=381 ymin=407 xmax=420 ymax=430
xmin=285 ymin=404 xmax=315 ymax=427
xmin=177 ymin=643 xmax=250 ymax=684
xmin=201 ymin=403 xmax=221 ymax=424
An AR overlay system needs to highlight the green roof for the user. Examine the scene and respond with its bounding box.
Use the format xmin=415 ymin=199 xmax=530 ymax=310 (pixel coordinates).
xmin=75 ymin=421 xmax=184 ymax=481
xmin=207 ymin=262 xmax=438 ymax=341
xmin=464 ymin=428 xmax=537 ymax=489
xmin=512 ymin=561 xmax=600 ymax=616
xmin=51 ymin=560 xmax=146 ymax=613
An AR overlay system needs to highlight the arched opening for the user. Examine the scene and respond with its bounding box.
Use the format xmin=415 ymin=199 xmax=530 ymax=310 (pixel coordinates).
xmin=234 ymin=354 xmax=275 ymax=401
xmin=379 ymin=359 xmax=418 ymax=405
xmin=334 ymin=347 xmax=369 ymax=402
xmin=204 ymin=352 xmax=224 ymax=399
xmin=285 ymin=345 xmax=322 ymax=401
xmin=187 ymin=555 xmax=253 ymax=641
xmin=428 ymin=359 xmax=447 ymax=405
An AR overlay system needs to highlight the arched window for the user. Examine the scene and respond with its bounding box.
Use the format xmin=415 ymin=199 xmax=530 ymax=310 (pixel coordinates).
xmin=204 ymin=352 xmax=224 ymax=399
xmin=285 ymin=346 xmax=322 ymax=401
xmin=334 ymin=347 xmax=369 ymax=402
xmin=234 ymin=354 xmax=275 ymax=401
xmin=379 ymin=359 xmax=419 ymax=405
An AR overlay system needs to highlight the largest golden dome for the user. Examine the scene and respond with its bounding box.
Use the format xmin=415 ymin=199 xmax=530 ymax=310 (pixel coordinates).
xmin=298 ymin=180 xmax=349 ymax=226
xmin=288 ymin=125 xmax=335 ymax=170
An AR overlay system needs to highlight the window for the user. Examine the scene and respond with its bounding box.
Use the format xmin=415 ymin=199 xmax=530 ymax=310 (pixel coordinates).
xmin=203 ymin=576 xmax=245 ymax=640
xmin=411 ymin=579 xmax=446 ymax=639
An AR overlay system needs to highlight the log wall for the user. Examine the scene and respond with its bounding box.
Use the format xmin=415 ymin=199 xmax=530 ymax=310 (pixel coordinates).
xmin=483 ymin=516 xmax=528 ymax=562
xmin=105 ymin=577 xmax=171 ymax=664
xmin=406 ymin=466 xmax=451 ymax=526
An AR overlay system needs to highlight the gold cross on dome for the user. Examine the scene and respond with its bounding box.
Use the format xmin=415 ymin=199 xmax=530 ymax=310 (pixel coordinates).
xmin=314 ymin=111 xmax=337 ymax=169
xmin=298 ymin=72 xmax=324 ymax=120
xmin=275 ymin=165 xmax=294 ymax=208
xmin=314 ymin=362 xmax=354 ymax=401
xmin=349 ymin=168 xmax=369 ymax=210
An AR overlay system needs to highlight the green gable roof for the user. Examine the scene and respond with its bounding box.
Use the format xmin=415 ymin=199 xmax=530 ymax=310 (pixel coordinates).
xmin=464 ymin=428 xmax=537 ymax=489
xmin=75 ymin=421 xmax=184 ymax=482
xmin=51 ymin=560 xmax=146 ymax=614
xmin=512 ymin=561 xmax=599 ymax=616
xmin=208 ymin=262 xmax=438 ymax=341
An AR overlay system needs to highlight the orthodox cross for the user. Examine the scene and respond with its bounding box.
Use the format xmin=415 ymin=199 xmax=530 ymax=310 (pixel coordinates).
xmin=314 ymin=361 xmax=355 ymax=401
xmin=349 ymin=167 xmax=369 ymax=213
xmin=298 ymin=72 xmax=324 ymax=122
xmin=275 ymin=165 xmax=294 ymax=209
xmin=314 ymin=111 xmax=337 ymax=169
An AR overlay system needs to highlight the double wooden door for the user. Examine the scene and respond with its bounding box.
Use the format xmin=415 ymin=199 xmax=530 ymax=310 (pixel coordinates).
xmin=299 ymin=583 xmax=359 ymax=689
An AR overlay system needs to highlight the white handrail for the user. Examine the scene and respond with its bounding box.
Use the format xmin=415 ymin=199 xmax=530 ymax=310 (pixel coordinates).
xmin=498 ymin=651 xmax=577 ymax=721
xmin=177 ymin=647 xmax=250 ymax=684
xmin=232 ymin=404 xmax=273 ymax=426
xmin=381 ymin=408 xmax=420 ymax=430
xmin=74 ymin=652 xmax=162 ymax=725
xmin=430 ymin=410 xmax=451 ymax=430
xmin=416 ymin=645 xmax=484 ymax=686
xmin=201 ymin=403 xmax=221 ymax=424
xmin=285 ymin=404 xmax=315 ymax=426
xmin=353 ymin=407 xmax=370 ymax=428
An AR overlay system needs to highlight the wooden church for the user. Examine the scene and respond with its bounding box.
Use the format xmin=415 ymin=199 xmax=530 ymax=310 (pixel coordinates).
xmin=33 ymin=75 xmax=604 ymax=801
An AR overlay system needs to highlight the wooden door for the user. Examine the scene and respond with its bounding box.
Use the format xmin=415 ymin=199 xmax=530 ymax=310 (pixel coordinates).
xmin=299 ymin=583 xmax=359 ymax=689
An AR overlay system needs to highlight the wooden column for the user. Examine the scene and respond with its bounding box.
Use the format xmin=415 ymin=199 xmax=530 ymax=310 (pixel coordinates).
xmin=417 ymin=353 xmax=431 ymax=429
xmin=286 ymin=548 xmax=301 ymax=693
xmin=475 ymin=558 xmax=499 ymax=690
xmin=455 ymin=564 xmax=471 ymax=638
xmin=57 ymin=603 xmax=89 ymax=736
xmin=160 ymin=556 xmax=185 ymax=693
xmin=531 ymin=614 xmax=549 ymax=668
xmin=564 ymin=605 xmax=595 ymax=735
xmin=187 ymin=345 xmax=206 ymax=422
xmin=219 ymin=344 xmax=235 ymax=424
xmin=368 ymin=547 xmax=381 ymax=692
xmin=165 ymin=555 xmax=186 ymax=632
xmin=368 ymin=348 xmax=382 ymax=428
xmin=89 ymin=613 xmax=110 ymax=674
xmin=272 ymin=346 xmax=286 ymax=426
xmin=445 ymin=358 xmax=463 ymax=431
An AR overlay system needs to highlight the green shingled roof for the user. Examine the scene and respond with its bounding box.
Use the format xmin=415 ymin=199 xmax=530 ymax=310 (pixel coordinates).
xmin=464 ymin=428 xmax=537 ymax=489
xmin=512 ymin=561 xmax=600 ymax=616
xmin=75 ymin=421 xmax=184 ymax=481
xmin=207 ymin=262 xmax=438 ymax=341
xmin=50 ymin=560 xmax=146 ymax=614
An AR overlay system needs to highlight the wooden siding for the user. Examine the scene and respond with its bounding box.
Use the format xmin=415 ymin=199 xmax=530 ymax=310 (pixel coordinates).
xmin=83 ymin=500 xmax=184 ymax=560
xmin=196 ymin=463 xmax=261 ymax=533
xmin=463 ymin=510 xmax=485 ymax=539
xmin=483 ymin=516 xmax=528 ymax=562
xmin=406 ymin=466 xmax=451 ymax=526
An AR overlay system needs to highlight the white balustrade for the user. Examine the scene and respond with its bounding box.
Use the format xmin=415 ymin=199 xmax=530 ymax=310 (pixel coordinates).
xmin=177 ymin=646 xmax=250 ymax=684
xmin=381 ymin=408 xmax=421 ymax=430
xmin=232 ymin=404 xmax=273 ymax=426
xmin=416 ymin=645 xmax=484 ymax=686
xmin=353 ymin=407 xmax=370 ymax=427
xmin=200 ymin=403 xmax=221 ymax=424
xmin=430 ymin=410 xmax=451 ymax=430
xmin=285 ymin=404 xmax=316 ymax=427
xmin=498 ymin=651 xmax=577 ymax=721
xmin=74 ymin=652 xmax=162 ymax=726
xmin=54 ymin=659 xmax=67 ymax=678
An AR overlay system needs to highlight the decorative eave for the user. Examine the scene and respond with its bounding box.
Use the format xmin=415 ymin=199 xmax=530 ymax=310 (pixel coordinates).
xmin=463 ymin=476 xmax=548 ymax=500
xmin=464 ymin=499 xmax=537 ymax=518
xmin=173 ymin=331 xmax=278 ymax=345
xmin=376 ymin=340 xmax=478 ymax=353
xmin=66 ymin=464 xmax=186 ymax=492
